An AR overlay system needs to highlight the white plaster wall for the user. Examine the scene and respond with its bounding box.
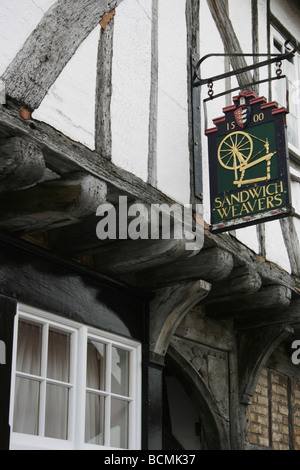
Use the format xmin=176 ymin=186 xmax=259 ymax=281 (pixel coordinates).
xmin=33 ymin=26 xmax=99 ymax=150
xmin=270 ymin=0 xmax=300 ymax=41
xmin=264 ymin=219 xmax=291 ymax=273
xmin=200 ymin=0 xmax=226 ymax=222
xmin=0 ymin=0 xmax=56 ymax=76
xmin=235 ymin=226 xmax=259 ymax=254
xmin=228 ymin=0 xmax=252 ymax=57
xmin=290 ymin=164 xmax=300 ymax=215
xmin=257 ymin=0 xmax=269 ymax=99
xmin=293 ymin=217 xmax=300 ymax=247
xmin=156 ymin=0 xmax=190 ymax=204
xmin=228 ymin=0 xmax=252 ymax=59
xmin=200 ymin=0 xmax=226 ymax=130
xmin=291 ymin=180 xmax=300 ymax=214
xmin=111 ymin=0 xmax=152 ymax=182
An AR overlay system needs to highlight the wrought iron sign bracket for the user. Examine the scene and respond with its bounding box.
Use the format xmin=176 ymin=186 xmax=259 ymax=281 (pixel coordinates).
xmin=192 ymin=39 xmax=298 ymax=94
xmin=191 ymin=39 xmax=299 ymax=200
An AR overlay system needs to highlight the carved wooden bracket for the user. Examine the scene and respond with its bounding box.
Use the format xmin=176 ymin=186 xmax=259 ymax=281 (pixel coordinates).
xmin=149 ymin=279 xmax=211 ymax=356
xmin=237 ymin=322 xmax=294 ymax=404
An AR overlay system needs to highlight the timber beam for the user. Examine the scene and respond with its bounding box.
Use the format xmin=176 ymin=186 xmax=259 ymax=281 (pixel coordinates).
xmin=206 ymin=285 xmax=292 ymax=318
xmin=0 ymin=103 xmax=299 ymax=315
xmin=1 ymin=0 xmax=124 ymax=111
xmin=204 ymin=230 xmax=300 ymax=295
xmin=92 ymin=239 xmax=191 ymax=274
xmin=0 ymin=103 xmax=182 ymax=207
xmin=0 ymin=136 xmax=46 ymax=192
xmin=0 ymin=172 xmax=107 ymax=234
xmin=206 ymin=266 xmax=262 ymax=303
xmin=234 ymin=297 xmax=300 ymax=330
xmin=136 ymin=247 xmax=234 ymax=287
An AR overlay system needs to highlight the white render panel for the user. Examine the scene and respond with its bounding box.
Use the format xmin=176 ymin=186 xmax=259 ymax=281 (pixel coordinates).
xmin=257 ymin=0 xmax=269 ymax=99
xmin=265 ymin=219 xmax=291 ymax=273
xmin=293 ymin=217 xmax=300 ymax=248
xmin=33 ymin=26 xmax=99 ymax=150
xmin=200 ymin=0 xmax=226 ymax=129
xmin=0 ymin=0 xmax=56 ymax=76
xmin=200 ymin=0 xmax=226 ymax=221
xmin=271 ymin=0 xmax=300 ymax=41
xmin=111 ymin=0 xmax=152 ymax=182
xmin=156 ymin=0 xmax=190 ymax=204
xmin=291 ymin=179 xmax=300 ymax=215
xmin=235 ymin=226 xmax=259 ymax=253
xmin=228 ymin=0 xmax=252 ymax=63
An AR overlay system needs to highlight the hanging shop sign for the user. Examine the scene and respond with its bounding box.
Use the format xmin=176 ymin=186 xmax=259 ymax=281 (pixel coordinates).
xmin=206 ymin=91 xmax=293 ymax=233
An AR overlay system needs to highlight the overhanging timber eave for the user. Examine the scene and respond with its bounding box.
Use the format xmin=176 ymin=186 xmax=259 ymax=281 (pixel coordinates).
xmin=0 ymin=101 xmax=300 ymax=325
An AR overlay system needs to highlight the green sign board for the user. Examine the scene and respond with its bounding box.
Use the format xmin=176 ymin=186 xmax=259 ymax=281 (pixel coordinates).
xmin=206 ymin=91 xmax=292 ymax=233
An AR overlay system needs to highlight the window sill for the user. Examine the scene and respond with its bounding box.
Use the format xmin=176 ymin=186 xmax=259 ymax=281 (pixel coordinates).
xmin=9 ymin=432 xmax=75 ymax=450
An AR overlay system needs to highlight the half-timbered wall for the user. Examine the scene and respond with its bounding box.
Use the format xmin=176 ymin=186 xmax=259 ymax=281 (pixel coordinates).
xmin=1 ymin=0 xmax=300 ymax=451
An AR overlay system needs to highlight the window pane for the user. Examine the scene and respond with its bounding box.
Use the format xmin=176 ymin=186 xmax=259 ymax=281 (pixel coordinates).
xmin=13 ymin=377 xmax=40 ymax=435
xmin=45 ymin=384 xmax=69 ymax=440
xmin=86 ymin=340 xmax=105 ymax=390
xmin=16 ymin=320 xmax=42 ymax=376
xmin=85 ymin=393 xmax=105 ymax=445
xmin=110 ymin=399 xmax=128 ymax=449
xmin=111 ymin=347 xmax=129 ymax=397
xmin=47 ymin=328 xmax=70 ymax=383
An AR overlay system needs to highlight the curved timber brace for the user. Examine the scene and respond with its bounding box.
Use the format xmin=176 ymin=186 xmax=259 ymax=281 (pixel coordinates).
xmin=237 ymin=322 xmax=294 ymax=405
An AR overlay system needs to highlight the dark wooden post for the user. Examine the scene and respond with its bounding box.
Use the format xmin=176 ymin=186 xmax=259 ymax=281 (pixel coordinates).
xmin=0 ymin=295 xmax=17 ymax=450
xmin=147 ymin=352 xmax=165 ymax=450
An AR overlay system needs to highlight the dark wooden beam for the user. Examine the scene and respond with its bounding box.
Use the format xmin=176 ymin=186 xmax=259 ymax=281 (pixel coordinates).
xmin=0 ymin=103 xmax=179 ymax=206
xmin=2 ymin=0 xmax=123 ymax=110
xmin=0 ymin=136 xmax=45 ymax=192
xmin=204 ymin=230 xmax=300 ymax=295
xmin=45 ymin=215 xmax=105 ymax=256
xmin=0 ymin=104 xmax=300 ymax=301
xmin=95 ymin=12 xmax=115 ymax=158
xmin=206 ymin=0 xmax=253 ymax=88
xmin=0 ymin=172 xmax=107 ymax=234
xmin=206 ymin=266 xmax=262 ymax=304
xmin=93 ymin=238 xmax=190 ymax=274
xmin=207 ymin=285 xmax=292 ymax=318
xmin=137 ymin=247 xmax=234 ymax=287
xmin=235 ymin=297 xmax=300 ymax=330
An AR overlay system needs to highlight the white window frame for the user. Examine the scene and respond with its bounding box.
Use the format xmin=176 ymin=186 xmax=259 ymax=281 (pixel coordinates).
xmin=9 ymin=303 xmax=142 ymax=451
xmin=271 ymin=26 xmax=300 ymax=158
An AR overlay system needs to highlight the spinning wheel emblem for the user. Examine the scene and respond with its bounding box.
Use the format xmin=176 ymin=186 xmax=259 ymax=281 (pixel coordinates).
xmin=217 ymin=131 xmax=276 ymax=188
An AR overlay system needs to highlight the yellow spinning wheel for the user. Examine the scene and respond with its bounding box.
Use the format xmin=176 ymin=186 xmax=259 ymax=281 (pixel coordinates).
xmin=218 ymin=131 xmax=253 ymax=171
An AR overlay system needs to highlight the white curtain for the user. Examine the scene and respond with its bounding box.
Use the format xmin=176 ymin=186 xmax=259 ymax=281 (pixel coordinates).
xmin=85 ymin=340 xmax=105 ymax=445
xmin=13 ymin=321 xmax=70 ymax=440
xmin=13 ymin=321 xmax=129 ymax=447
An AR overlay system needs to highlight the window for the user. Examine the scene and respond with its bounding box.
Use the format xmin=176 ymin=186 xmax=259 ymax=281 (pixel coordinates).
xmin=271 ymin=27 xmax=300 ymax=155
xmin=9 ymin=304 xmax=141 ymax=450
